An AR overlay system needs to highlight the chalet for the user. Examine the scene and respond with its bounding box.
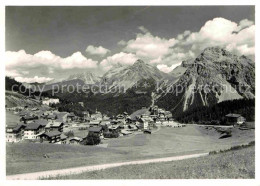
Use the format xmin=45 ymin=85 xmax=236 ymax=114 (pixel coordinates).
xmin=45 ymin=121 xmax=64 ymax=132
xmin=24 ymin=123 xmax=45 ymax=139
xmin=110 ymin=120 xmax=119 ymax=125
xmin=100 ymin=120 xmax=111 ymax=129
xmin=60 ymin=134 xmax=68 ymax=144
xmin=67 ymin=112 xmax=76 ymax=122
xmin=91 ymin=110 xmax=102 ymax=121
xmin=34 ymin=119 xmax=49 ymax=127
xmin=39 ymin=131 xmax=61 ymax=143
xmin=69 ymin=137 xmax=83 ymax=145
xmin=88 ymin=127 xmax=103 ymax=136
xmin=139 ymin=118 xmax=149 ymax=130
xmin=89 ymin=120 xmax=100 ymax=128
xmin=19 ymin=110 xmax=31 ymax=117
xmin=47 ymin=114 xmax=57 ymax=121
xmin=103 ymin=115 xmax=110 ymax=120
xmin=225 ymin=114 xmax=246 ymax=125
xmin=108 ymin=125 xmax=120 ymax=133
xmin=6 ymin=124 xmax=26 ymax=142
xmin=117 ymin=114 xmax=126 ymax=125
xmin=42 ymin=98 xmax=59 ymax=105
xmin=20 ymin=115 xmax=38 ymax=124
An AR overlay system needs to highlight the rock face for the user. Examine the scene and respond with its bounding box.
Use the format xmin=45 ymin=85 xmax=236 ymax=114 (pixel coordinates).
xmin=100 ymin=59 xmax=168 ymax=92
xmin=156 ymin=47 xmax=255 ymax=114
xmin=67 ymin=72 xmax=101 ymax=84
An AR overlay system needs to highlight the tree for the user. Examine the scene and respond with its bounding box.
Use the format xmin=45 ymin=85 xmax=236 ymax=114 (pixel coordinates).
xmin=86 ymin=133 xmax=101 ymax=145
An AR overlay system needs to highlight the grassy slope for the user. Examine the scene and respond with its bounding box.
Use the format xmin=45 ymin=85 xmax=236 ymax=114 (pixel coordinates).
xmin=6 ymin=126 xmax=255 ymax=175
xmin=5 ymin=91 xmax=41 ymax=108
xmin=6 ymin=111 xmax=21 ymax=126
xmin=45 ymin=146 xmax=255 ymax=179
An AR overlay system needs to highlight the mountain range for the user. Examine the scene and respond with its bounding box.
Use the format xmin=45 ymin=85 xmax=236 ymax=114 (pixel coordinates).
xmin=13 ymin=46 xmax=255 ymax=116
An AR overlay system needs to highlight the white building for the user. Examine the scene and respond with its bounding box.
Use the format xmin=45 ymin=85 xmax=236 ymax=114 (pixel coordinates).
xmin=42 ymin=98 xmax=60 ymax=106
xmin=24 ymin=123 xmax=45 ymax=139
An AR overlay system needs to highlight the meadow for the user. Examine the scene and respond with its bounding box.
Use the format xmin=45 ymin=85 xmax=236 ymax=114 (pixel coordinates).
xmin=44 ymin=145 xmax=255 ymax=179
xmin=6 ymin=125 xmax=255 ymax=175
xmin=6 ymin=110 xmax=20 ymax=126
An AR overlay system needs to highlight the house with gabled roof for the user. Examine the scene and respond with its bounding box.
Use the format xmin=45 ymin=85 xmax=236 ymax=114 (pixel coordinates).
xmin=39 ymin=131 xmax=62 ymax=143
xmin=45 ymin=120 xmax=64 ymax=133
xmin=20 ymin=114 xmax=38 ymax=124
xmin=24 ymin=123 xmax=45 ymax=139
xmin=67 ymin=112 xmax=76 ymax=122
xmin=225 ymin=113 xmax=246 ymax=125
xmin=60 ymin=134 xmax=68 ymax=144
xmin=88 ymin=127 xmax=103 ymax=136
xmin=6 ymin=124 xmax=26 ymax=142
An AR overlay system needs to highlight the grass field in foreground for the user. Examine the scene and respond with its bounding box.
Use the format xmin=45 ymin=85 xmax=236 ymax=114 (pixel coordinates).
xmin=44 ymin=146 xmax=255 ymax=179
xmin=6 ymin=125 xmax=255 ymax=175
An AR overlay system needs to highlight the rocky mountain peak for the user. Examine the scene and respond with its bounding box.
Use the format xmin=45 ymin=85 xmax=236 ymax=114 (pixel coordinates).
xmin=132 ymin=59 xmax=147 ymax=69
xmin=67 ymin=72 xmax=101 ymax=84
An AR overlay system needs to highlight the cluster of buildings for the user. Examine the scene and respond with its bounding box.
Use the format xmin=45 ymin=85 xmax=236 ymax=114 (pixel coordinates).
xmin=6 ymin=105 xmax=74 ymax=143
xmin=6 ymin=103 xmax=178 ymax=144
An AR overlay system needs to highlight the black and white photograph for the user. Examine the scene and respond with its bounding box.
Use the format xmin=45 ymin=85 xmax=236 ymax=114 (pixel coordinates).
xmin=2 ymin=3 xmax=258 ymax=183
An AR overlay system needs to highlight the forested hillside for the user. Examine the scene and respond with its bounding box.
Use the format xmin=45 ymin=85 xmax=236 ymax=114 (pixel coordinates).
xmin=174 ymin=99 xmax=255 ymax=123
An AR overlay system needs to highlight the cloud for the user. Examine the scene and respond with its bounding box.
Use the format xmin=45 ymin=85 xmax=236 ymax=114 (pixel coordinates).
xmin=85 ymin=45 xmax=110 ymax=56
xmin=5 ymin=69 xmax=22 ymax=77
xmin=5 ymin=50 xmax=98 ymax=82
xmin=180 ymin=17 xmax=255 ymax=57
xmin=234 ymin=19 xmax=254 ymax=32
xmin=15 ymin=76 xmax=54 ymax=83
xmin=177 ymin=30 xmax=191 ymax=40
xmin=117 ymin=40 xmax=127 ymax=46
xmin=124 ymin=32 xmax=177 ymax=61
xmin=100 ymin=52 xmax=138 ymax=71
xmin=138 ymin=26 xmax=149 ymax=33
xmin=6 ymin=50 xmax=98 ymax=71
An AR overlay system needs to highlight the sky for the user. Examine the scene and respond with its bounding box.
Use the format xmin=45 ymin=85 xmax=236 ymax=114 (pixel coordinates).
xmin=5 ymin=6 xmax=255 ymax=83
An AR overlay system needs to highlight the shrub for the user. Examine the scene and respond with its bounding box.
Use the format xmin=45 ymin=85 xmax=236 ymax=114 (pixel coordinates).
xmin=86 ymin=133 xmax=101 ymax=145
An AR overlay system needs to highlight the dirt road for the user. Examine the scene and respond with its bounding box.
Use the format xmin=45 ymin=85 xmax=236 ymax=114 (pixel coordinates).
xmin=6 ymin=152 xmax=209 ymax=180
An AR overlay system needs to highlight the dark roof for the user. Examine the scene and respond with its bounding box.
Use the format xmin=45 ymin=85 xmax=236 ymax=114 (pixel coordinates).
xmin=55 ymin=112 xmax=68 ymax=119
xmin=69 ymin=137 xmax=82 ymax=141
xmin=226 ymin=113 xmax=242 ymax=118
xmin=25 ymin=123 xmax=43 ymax=130
xmin=88 ymin=127 xmax=102 ymax=132
xmin=13 ymin=124 xmax=26 ymax=132
xmin=41 ymin=131 xmax=61 ymax=138
xmin=21 ymin=114 xmax=36 ymax=120
xmin=45 ymin=121 xmax=63 ymax=128
xmin=34 ymin=119 xmax=49 ymax=126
